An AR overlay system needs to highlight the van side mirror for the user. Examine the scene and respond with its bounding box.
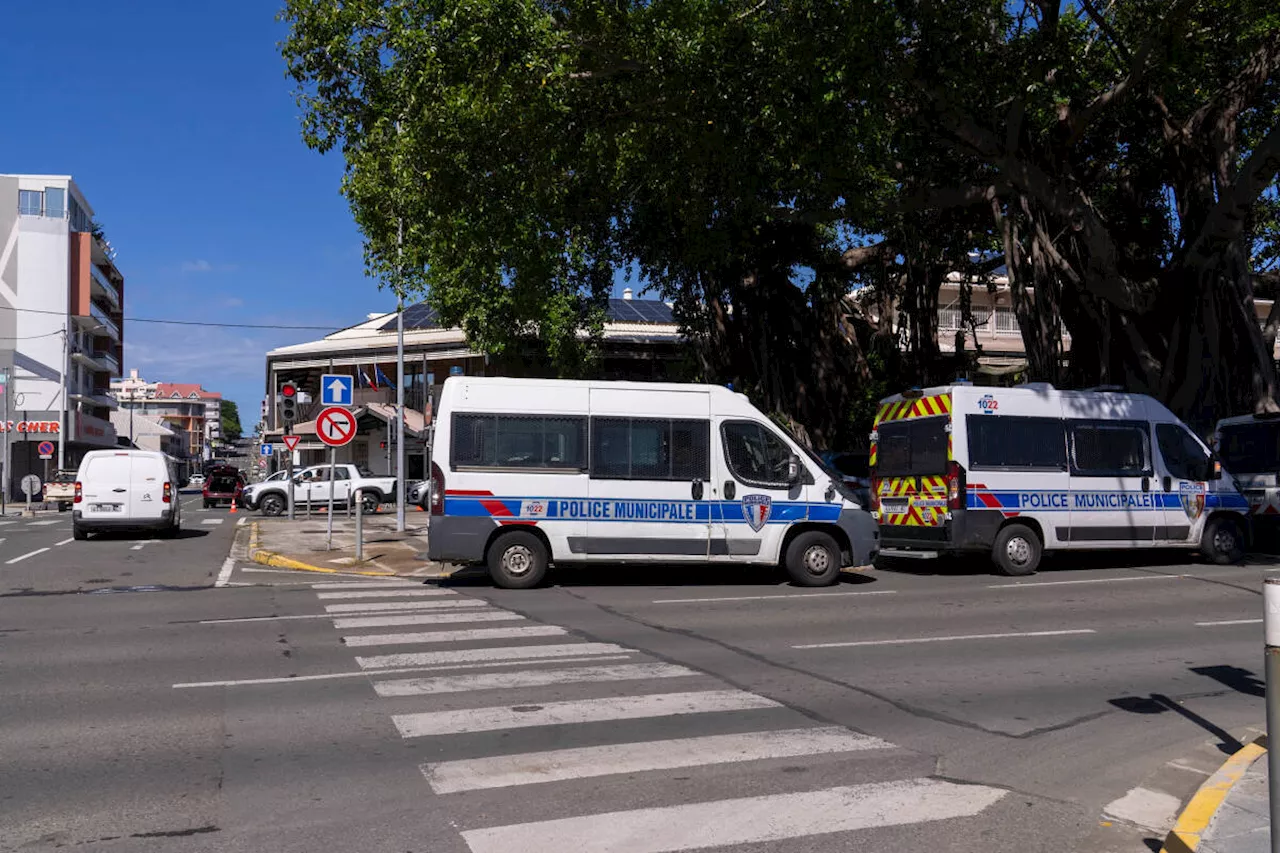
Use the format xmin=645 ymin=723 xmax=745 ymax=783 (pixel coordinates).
xmin=786 ymin=454 xmax=801 ymax=485
xmin=1211 ymin=458 xmax=1223 ymax=480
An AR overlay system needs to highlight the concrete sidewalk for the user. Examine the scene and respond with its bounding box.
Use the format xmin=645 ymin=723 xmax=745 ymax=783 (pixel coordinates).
xmin=249 ymin=512 xmax=449 ymax=578
xmin=1200 ymin=753 xmax=1270 ymax=853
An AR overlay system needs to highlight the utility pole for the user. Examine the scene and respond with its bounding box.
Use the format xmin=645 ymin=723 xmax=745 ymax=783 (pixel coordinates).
xmin=394 ymin=130 xmax=407 ymax=533
xmin=2 ymin=367 xmax=9 ymax=513
xmin=57 ymin=325 xmax=67 ymax=471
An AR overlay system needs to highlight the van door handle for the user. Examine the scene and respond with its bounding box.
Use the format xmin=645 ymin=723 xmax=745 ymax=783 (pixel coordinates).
xmin=691 ymin=479 xmax=703 ymax=500
xmin=112 ymin=488 xmax=127 ymax=493
xmin=724 ymin=481 xmax=736 ymax=501
xmin=1141 ymin=477 xmax=1150 ymax=493
xmin=1163 ymin=475 xmax=1172 ymax=492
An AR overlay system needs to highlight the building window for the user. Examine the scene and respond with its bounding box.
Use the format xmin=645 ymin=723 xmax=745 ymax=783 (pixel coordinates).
xmin=994 ymin=308 xmax=1020 ymax=335
xmin=937 ymin=308 xmax=961 ymax=331
xmin=18 ymin=190 xmax=42 ymax=216
xmin=44 ymin=187 xmax=65 ymax=219
xmin=69 ymin=197 xmax=91 ymax=232
xmin=591 ymin=417 xmax=710 ymax=481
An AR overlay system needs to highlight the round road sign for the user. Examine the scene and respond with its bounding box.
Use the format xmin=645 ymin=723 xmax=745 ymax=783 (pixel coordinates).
xmin=37 ymin=440 xmax=55 ymax=458
xmin=316 ymin=406 xmax=358 ymax=447
xmin=21 ymin=474 xmax=41 ymax=497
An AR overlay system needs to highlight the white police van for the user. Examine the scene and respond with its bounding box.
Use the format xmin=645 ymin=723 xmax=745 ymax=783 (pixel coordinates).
xmin=427 ymin=377 xmax=879 ymax=588
xmin=1214 ymin=413 xmax=1280 ymax=522
xmin=870 ymin=383 xmax=1249 ymax=575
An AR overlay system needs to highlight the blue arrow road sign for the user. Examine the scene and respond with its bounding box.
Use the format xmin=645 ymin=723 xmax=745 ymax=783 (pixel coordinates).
xmin=260 ymin=443 xmax=273 ymax=457
xmin=321 ymin=373 xmax=354 ymax=407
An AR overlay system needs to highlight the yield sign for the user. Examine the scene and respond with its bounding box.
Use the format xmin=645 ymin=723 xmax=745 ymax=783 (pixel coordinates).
xmin=282 ymin=434 xmax=301 ymax=451
xmin=316 ymin=406 xmax=358 ymax=447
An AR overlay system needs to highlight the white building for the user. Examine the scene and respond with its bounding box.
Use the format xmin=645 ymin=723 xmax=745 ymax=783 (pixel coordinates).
xmin=0 ymin=175 xmax=123 ymax=499
xmin=109 ymin=370 xmax=222 ymax=461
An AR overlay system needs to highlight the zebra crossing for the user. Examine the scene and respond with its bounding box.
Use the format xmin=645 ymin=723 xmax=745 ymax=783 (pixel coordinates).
xmin=306 ymin=579 xmax=1008 ymax=852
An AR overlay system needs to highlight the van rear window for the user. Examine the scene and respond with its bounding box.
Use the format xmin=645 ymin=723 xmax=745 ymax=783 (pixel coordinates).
xmin=1219 ymin=422 xmax=1280 ymax=473
xmin=874 ymin=417 xmax=948 ymax=477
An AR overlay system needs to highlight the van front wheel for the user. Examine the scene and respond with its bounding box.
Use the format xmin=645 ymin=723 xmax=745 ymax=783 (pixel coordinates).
xmin=487 ymin=531 xmax=548 ymax=589
xmin=1202 ymin=517 xmax=1245 ymax=565
xmin=993 ymin=524 xmax=1041 ymax=576
xmin=785 ymin=531 xmax=842 ymax=586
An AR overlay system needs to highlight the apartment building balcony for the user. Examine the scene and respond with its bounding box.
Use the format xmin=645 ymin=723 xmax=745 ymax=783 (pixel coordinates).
xmin=70 ymin=341 xmax=119 ymax=376
xmin=89 ymin=263 xmax=122 ymax=312
xmin=78 ymin=301 xmax=121 ymax=341
xmin=69 ymin=385 xmax=119 ymax=410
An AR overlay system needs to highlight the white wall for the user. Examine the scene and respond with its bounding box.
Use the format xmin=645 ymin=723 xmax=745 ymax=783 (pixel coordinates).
xmin=13 ymin=212 xmax=69 ymax=414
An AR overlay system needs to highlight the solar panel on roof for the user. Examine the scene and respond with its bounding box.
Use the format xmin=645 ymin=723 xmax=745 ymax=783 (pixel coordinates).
xmin=379 ymin=302 xmax=441 ymax=331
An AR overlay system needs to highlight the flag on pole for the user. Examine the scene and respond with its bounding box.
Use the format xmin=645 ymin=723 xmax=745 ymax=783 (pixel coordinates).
xmin=359 ymin=366 xmax=376 ymax=390
xmin=375 ymin=364 xmax=395 ymax=391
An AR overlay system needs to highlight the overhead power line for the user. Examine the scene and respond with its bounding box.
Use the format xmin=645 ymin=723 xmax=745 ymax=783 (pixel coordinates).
xmin=0 ymin=303 xmax=340 ymax=331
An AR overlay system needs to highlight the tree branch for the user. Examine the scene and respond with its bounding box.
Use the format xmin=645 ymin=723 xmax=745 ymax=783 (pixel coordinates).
xmin=1187 ymin=123 xmax=1280 ymax=261
xmin=1077 ymin=0 xmax=1131 ymax=63
xmin=841 ymin=241 xmax=895 ymax=272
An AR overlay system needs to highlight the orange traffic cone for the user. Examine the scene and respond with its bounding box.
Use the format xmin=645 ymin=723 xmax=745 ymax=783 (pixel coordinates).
xmin=229 ymin=497 xmax=238 ymax=514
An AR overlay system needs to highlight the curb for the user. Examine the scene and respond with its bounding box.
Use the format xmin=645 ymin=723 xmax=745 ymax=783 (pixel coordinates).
xmin=1160 ymin=734 xmax=1268 ymax=853
xmin=248 ymin=522 xmax=397 ymax=578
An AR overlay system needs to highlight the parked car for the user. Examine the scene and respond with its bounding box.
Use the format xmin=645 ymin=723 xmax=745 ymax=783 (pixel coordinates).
xmin=240 ymin=470 xmax=290 ymax=510
xmin=188 ymin=473 xmax=206 ymax=487
xmin=251 ymin=464 xmax=396 ymax=517
xmin=203 ymin=465 xmax=245 ymax=508
xmin=43 ymin=469 xmax=78 ymax=511
xmin=409 ymin=479 xmax=431 ymax=509
xmin=73 ymin=450 xmax=182 ymax=540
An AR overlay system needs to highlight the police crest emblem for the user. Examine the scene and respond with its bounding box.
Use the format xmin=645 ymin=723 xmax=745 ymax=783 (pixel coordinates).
xmin=742 ymin=494 xmax=773 ymax=532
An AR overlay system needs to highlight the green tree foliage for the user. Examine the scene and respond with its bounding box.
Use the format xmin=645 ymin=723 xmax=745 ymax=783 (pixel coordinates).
xmin=281 ymin=0 xmax=1280 ymax=443
xmin=221 ymin=400 xmax=242 ymax=443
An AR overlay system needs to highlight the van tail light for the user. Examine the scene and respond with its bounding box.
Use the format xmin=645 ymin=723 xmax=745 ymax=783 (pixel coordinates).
xmin=429 ymin=461 xmax=445 ymax=516
xmin=869 ymin=478 xmax=880 ymax=512
xmin=163 ymin=482 xmax=172 ymax=503
xmin=74 ymin=482 xmax=82 ymax=504
xmin=946 ymin=461 xmax=965 ymax=510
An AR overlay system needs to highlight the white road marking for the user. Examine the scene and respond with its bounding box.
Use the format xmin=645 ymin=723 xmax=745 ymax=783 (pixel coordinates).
xmin=376 ymin=661 xmax=696 ymax=698
xmin=651 ymin=590 xmax=897 ymax=604
xmin=54 ymin=537 xmax=74 ymax=546
xmin=1196 ymin=618 xmax=1263 ymax=627
xmin=0 ymin=538 xmax=5 ymax=546
xmin=312 ymin=580 xmax=425 ymax=590
xmin=0 ymin=520 xmax=14 ymax=526
xmin=28 ymin=520 xmax=59 ymax=526
xmin=316 ymin=589 xmax=455 ymax=600
xmin=358 ymin=642 xmax=630 ymax=670
xmin=326 ymin=599 xmax=479 ymax=614
xmin=424 ymin=725 xmax=891 ymax=793
xmin=461 ymin=777 xmax=1007 ymax=853
xmin=393 ymin=690 xmax=778 ymax=738
xmin=334 ymin=611 xmax=520 ymax=629
xmin=215 ymin=558 xmax=235 ymax=588
xmin=1103 ymin=786 xmax=1181 ymax=831
xmin=173 ymin=653 xmax=635 ymax=688
xmin=6 ymin=547 xmax=50 ymax=564
xmin=344 ymin=625 xmax=566 ymax=648
xmin=987 ymin=575 xmax=1180 ymax=588
xmin=201 ymin=518 xmax=225 ymax=525
xmin=793 ymin=628 xmax=1096 ymax=649
xmin=237 ymin=516 xmax=249 ymax=527
xmin=131 ymin=545 xmax=144 ymax=550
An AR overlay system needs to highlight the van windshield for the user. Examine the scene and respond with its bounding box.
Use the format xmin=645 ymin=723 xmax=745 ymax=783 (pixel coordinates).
xmin=875 ymin=416 xmax=949 ymax=477
xmin=1219 ymin=421 xmax=1280 ymax=473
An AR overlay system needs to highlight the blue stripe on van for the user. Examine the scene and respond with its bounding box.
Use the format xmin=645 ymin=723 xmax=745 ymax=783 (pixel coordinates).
xmin=443 ymin=497 xmax=844 ymax=524
xmin=965 ymin=489 xmax=1247 ymax=513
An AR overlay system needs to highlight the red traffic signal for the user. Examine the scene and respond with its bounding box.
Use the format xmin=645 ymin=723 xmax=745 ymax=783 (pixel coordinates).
xmin=280 ymin=382 xmax=298 ymax=398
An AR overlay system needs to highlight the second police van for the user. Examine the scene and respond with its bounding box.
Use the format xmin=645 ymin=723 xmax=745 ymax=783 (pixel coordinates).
xmin=427 ymin=377 xmax=879 ymax=588
xmin=1214 ymin=413 xmax=1280 ymax=521
xmin=870 ymin=383 xmax=1249 ymax=575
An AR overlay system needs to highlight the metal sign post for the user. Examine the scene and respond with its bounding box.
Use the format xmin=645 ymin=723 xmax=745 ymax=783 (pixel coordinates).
xmin=326 ymin=448 xmax=336 ymax=551
xmin=354 ymin=487 xmax=364 ymax=561
xmin=1265 ymin=578 xmax=1280 ymax=853
xmin=286 ymin=427 xmax=295 ymax=521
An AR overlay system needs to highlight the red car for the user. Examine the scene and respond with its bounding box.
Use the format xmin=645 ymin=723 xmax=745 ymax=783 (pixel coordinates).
xmin=203 ymin=465 xmax=245 ymax=509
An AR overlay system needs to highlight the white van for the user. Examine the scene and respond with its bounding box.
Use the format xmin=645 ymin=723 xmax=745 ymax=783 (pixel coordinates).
xmin=1214 ymin=413 xmax=1280 ymax=520
xmin=871 ymin=383 xmax=1249 ymax=575
xmin=427 ymin=377 xmax=879 ymax=588
xmin=73 ymin=450 xmax=182 ymax=540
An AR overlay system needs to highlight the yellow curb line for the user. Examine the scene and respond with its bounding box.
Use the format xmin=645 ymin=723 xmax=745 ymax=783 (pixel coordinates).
xmin=248 ymin=522 xmax=396 ymax=577
xmin=1159 ymin=734 xmax=1268 ymax=853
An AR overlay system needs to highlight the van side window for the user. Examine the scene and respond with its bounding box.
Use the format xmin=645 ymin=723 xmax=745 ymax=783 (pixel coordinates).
xmin=721 ymin=421 xmax=793 ymax=487
xmin=1068 ymin=420 xmax=1150 ymax=476
xmin=590 ymin=418 xmax=710 ymax=481
xmin=1157 ymin=424 xmax=1212 ymax=481
xmin=452 ymin=414 xmax=586 ymax=470
xmin=966 ymin=415 xmax=1066 ymax=470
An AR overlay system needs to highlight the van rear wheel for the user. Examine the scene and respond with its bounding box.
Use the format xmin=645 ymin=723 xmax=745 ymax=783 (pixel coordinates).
xmin=73 ymin=524 xmax=88 ymax=541
xmin=993 ymin=524 xmax=1041 ymax=576
xmin=784 ymin=531 xmax=842 ymax=586
xmin=487 ymin=531 xmax=548 ymax=589
xmin=1202 ymin=516 xmax=1245 ymax=565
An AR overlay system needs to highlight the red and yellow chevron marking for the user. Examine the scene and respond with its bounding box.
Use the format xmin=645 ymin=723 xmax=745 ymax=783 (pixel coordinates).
xmin=875 ymin=474 xmax=948 ymax=527
xmin=874 ymin=393 xmax=953 ymax=427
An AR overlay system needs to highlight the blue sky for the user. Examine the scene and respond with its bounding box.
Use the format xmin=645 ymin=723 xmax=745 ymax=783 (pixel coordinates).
xmin=0 ymin=2 xmax=389 ymax=429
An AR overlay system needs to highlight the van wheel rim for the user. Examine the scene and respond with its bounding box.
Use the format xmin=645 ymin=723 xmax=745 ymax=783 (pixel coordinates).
xmin=1006 ymin=537 xmax=1031 ymax=565
xmin=803 ymin=544 xmax=831 ymax=576
xmin=1214 ymin=526 xmax=1237 ymax=554
xmin=503 ymin=545 xmax=534 ymax=577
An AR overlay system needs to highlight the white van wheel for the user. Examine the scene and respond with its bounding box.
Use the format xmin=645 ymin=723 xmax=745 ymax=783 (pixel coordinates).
xmin=488 ymin=531 xmax=548 ymax=589
xmin=993 ymin=524 xmax=1041 ymax=576
xmin=784 ymin=531 xmax=842 ymax=586
xmin=1202 ymin=517 xmax=1245 ymax=565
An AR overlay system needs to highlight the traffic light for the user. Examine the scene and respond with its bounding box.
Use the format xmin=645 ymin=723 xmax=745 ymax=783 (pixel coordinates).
xmin=280 ymin=382 xmax=299 ymax=424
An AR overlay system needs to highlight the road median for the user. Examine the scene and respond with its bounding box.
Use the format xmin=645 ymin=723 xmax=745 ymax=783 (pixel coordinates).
xmin=248 ymin=517 xmax=451 ymax=579
xmin=1160 ymin=734 xmax=1268 ymax=853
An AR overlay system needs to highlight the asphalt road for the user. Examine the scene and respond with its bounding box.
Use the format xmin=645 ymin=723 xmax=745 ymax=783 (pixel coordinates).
xmin=0 ymin=514 xmax=1270 ymax=852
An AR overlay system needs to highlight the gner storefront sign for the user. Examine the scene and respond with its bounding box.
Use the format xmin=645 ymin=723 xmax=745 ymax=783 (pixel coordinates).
xmin=0 ymin=420 xmax=61 ymax=434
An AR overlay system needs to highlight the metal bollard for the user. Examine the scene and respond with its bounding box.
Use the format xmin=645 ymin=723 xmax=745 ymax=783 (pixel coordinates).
xmin=355 ymin=488 xmax=363 ymax=562
xmin=1266 ymin=578 xmax=1280 ymax=853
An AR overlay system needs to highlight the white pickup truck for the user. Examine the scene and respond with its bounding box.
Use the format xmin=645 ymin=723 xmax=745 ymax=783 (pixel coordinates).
xmin=245 ymin=464 xmax=396 ymax=517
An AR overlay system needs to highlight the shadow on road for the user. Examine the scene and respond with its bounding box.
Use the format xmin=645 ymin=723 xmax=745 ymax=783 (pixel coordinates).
xmin=1190 ymin=665 xmax=1266 ymax=698
xmin=1108 ymin=693 xmax=1244 ymax=755
xmin=85 ymin=529 xmax=211 ymax=542
xmin=440 ymin=563 xmax=881 ymax=589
